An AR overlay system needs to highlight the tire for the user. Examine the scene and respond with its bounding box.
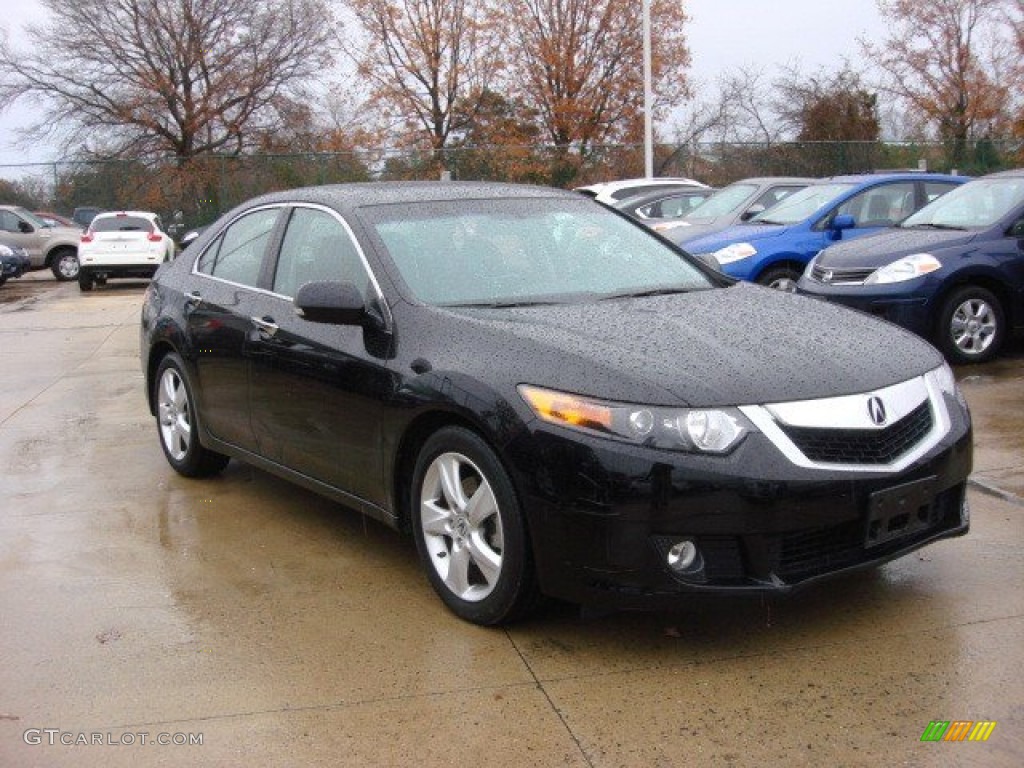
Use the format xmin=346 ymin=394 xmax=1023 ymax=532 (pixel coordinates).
xmin=936 ymin=285 xmax=1004 ymax=364
xmin=153 ymin=353 xmax=230 ymax=477
xmin=757 ymin=265 xmax=801 ymax=292
xmin=0 ymin=276 xmax=6 ymax=287
xmin=50 ymin=248 xmax=80 ymax=281
xmin=411 ymin=427 xmax=538 ymax=625
xmin=78 ymin=270 xmax=94 ymax=292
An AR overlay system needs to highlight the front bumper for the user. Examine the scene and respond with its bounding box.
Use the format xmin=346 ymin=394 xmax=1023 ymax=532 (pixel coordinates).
xmin=797 ymin=277 xmax=938 ymax=338
xmin=510 ymin=398 xmax=971 ymax=610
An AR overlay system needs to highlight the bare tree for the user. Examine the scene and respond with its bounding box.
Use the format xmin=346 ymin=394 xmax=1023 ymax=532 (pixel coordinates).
xmin=343 ymin=0 xmax=498 ymax=172
xmin=0 ymin=0 xmax=338 ymax=161
xmin=861 ymin=0 xmax=1011 ymax=164
xmin=498 ymin=0 xmax=690 ymax=183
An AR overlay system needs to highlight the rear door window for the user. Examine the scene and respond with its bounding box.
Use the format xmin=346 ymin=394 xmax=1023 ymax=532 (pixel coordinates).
xmin=197 ymin=207 xmax=279 ymax=288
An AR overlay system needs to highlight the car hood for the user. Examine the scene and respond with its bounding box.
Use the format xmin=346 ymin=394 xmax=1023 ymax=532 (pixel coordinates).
xmin=682 ymin=223 xmax=794 ymax=254
xmin=670 ymin=219 xmax=733 ymax=245
xmin=815 ymin=228 xmax=980 ymax=268
xmin=435 ymin=282 xmax=941 ymax=408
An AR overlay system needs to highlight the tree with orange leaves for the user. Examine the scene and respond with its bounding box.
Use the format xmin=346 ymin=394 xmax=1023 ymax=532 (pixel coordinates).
xmin=498 ymin=0 xmax=690 ymax=185
xmin=861 ymin=0 xmax=1011 ymax=166
xmin=345 ymin=0 xmax=499 ymax=174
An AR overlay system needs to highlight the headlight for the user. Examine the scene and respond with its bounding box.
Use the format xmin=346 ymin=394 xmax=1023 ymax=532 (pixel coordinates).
xmin=927 ymin=362 xmax=968 ymax=410
xmin=803 ymin=253 xmax=821 ymax=277
xmin=864 ymin=253 xmax=941 ymax=284
xmin=713 ymin=242 xmax=757 ymax=265
xmin=0 ymin=244 xmax=12 ymax=257
xmin=518 ymin=384 xmax=751 ymax=454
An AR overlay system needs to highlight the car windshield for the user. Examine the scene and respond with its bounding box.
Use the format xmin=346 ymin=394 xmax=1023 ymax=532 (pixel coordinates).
xmin=91 ymin=215 xmax=154 ymax=233
xmin=750 ymin=182 xmax=855 ymax=225
xmin=900 ymin=177 xmax=1024 ymax=230
xmin=362 ymin=197 xmax=715 ymax=306
xmin=684 ymin=183 xmax=757 ymax=219
xmin=13 ymin=207 xmax=47 ymax=229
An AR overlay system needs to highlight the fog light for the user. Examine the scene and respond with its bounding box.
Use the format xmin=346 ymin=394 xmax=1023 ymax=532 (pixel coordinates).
xmin=666 ymin=540 xmax=698 ymax=572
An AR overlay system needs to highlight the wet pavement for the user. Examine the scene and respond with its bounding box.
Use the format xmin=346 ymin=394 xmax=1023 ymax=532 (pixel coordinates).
xmin=1 ymin=272 xmax=1022 ymax=767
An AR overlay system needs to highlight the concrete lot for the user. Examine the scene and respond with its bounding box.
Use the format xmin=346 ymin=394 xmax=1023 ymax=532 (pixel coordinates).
xmin=1 ymin=272 xmax=1022 ymax=767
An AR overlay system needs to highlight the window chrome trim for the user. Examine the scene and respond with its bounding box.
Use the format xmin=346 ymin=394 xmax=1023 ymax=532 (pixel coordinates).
xmin=739 ymin=371 xmax=953 ymax=474
xmin=190 ymin=201 xmax=393 ymax=329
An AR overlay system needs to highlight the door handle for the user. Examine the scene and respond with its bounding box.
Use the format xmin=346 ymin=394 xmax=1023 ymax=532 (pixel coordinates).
xmin=250 ymin=316 xmax=279 ymax=337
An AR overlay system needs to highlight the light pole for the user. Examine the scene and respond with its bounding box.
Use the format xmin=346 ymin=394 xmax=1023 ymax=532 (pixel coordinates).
xmin=642 ymin=0 xmax=653 ymax=178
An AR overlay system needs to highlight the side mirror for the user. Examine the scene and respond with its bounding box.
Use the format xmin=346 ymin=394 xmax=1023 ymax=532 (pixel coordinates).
xmin=831 ymin=213 xmax=856 ymax=231
xmin=740 ymin=204 xmax=766 ymax=222
xmin=18 ymin=221 xmax=34 ymax=234
xmin=294 ymin=280 xmax=367 ymax=325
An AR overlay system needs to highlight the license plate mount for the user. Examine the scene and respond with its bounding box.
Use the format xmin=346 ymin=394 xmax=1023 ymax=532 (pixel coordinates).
xmin=865 ymin=476 xmax=937 ymax=549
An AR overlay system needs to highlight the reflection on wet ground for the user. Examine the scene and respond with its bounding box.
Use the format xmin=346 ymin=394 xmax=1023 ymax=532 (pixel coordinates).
xmin=0 ymin=276 xmax=1021 ymax=767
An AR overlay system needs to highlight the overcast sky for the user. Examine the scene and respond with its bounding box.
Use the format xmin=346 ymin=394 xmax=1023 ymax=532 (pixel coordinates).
xmin=0 ymin=0 xmax=889 ymax=168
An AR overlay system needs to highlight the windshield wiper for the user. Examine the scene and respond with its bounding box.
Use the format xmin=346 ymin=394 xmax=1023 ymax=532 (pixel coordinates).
xmin=752 ymin=218 xmax=786 ymax=225
xmin=906 ymin=222 xmax=967 ymax=231
xmin=442 ymin=299 xmax=564 ymax=309
xmin=599 ymin=286 xmax=692 ymax=300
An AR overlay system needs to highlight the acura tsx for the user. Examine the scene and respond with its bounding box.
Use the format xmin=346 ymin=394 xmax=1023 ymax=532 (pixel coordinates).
xmin=140 ymin=182 xmax=972 ymax=625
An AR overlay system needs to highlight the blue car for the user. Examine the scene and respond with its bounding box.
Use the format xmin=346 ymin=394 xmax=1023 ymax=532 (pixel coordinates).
xmin=683 ymin=173 xmax=967 ymax=291
xmin=799 ymin=169 xmax=1024 ymax=364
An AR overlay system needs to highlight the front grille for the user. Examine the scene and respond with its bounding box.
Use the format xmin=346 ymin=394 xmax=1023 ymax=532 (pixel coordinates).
xmin=810 ymin=264 xmax=876 ymax=284
xmin=779 ymin=401 xmax=933 ymax=465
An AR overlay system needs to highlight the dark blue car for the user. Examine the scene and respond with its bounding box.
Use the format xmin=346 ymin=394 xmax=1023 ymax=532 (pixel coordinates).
xmin=0 ymin=243 xmax=31 ymax=286
xmin=683 ymin=173 xmax=966 ymax=291
xmin=799 ymin=169 xmax=1024 ymax=364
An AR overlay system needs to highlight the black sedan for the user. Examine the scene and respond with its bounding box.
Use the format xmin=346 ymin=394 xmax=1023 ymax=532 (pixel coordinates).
xmin=800 ymin=169 xmax=1024 ymax=364
xmin=141 ymin=182 xmax=972 ymax=625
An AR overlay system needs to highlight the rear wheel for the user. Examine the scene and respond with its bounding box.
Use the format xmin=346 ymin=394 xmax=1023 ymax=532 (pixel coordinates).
xmin=50 ymin=248 xmax=80 ymax=281
xmin=78 ymin=270 xmax=94 ymax=292
xmin=757 ymin=266 xmax=801 ymax=292
xmin=153 ymin=353 xmax=230 ymax=477
xmin=411 ymin=427 xmax=538 ymax=625
xmin=936 ymin=285 xmax=1004 ymax=364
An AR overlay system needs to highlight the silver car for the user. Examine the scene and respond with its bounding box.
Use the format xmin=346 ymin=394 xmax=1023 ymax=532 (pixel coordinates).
xmin=0 ymin=205 xmax=82 ymax=280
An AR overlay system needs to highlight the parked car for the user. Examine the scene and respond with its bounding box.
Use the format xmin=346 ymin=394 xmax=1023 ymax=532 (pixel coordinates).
xmin=799 ymin=169 xmax=1024 ymax=364
xmin=575 ymin=176 xmax=709 ymax=205
xmin=78 ymin=211 xmax=176 ymax=291
xmin=72 ymin=206 xmax=105 ymax=229
xmin=0 ymin=243 xmax=31 ymax=286
xmin=178 ymin=224 xmax=209 ymax=248
xmin=683 ymin=173 xmax=967 ymax=291
xmin=141 ymin=181 xmax=971 ymax=625
xmin=667 ymin=176 xmax=814 ymax=245
xmin=612 ymin=187 xmax=716 ymax=233
xmin=0 ymin=205 xmax=82 ymax=280
xmin=33 ymin=211 xmax=82 ymax=230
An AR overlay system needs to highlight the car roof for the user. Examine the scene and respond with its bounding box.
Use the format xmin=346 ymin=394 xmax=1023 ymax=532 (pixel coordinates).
xmin=237 ymin=181 xmax=579 ymax=214
xmin=978 ymin=168 xmax=1024 ymax=179
xmin=816 ymin=172 xmax=966 ymax=185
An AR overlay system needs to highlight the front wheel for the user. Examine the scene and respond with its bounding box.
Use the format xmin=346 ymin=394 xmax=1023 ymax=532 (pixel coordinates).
xmin=411 ymin=427 xmax=538 ymax=625
xmin=757 ymin=266 xmax=801 ymax=292
xmin=51 ymin=249 xmax=80 ymax=280
xmin=153 ymin=353 xmax=230 ymax=477
xmin=936 ymin=286 xmax=1004 ymax=364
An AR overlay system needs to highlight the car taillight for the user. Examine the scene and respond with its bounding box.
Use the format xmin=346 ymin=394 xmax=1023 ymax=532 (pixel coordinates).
xmin=147 ymin=232 xmax=162 ymax=242
xmin=81 ymin=233 xmax=93 ymax=243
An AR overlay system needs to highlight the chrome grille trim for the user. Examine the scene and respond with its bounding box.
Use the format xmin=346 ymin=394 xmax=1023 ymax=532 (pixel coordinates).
xmin=809 ymin=264 xmax=875 ymax=285
xmin=740 ymin=372 xmax=952 ymax=473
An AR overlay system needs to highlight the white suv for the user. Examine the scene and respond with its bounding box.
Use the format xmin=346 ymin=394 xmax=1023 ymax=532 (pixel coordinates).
xmin=78 ymin=211 xmax=176 ymax=291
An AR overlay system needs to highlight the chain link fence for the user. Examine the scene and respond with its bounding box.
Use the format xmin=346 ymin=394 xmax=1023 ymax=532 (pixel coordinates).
xmin=1 ymin=139 xmax=1019 ymax=232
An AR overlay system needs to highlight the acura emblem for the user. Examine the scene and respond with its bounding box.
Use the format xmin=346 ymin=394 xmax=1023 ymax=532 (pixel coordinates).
xmin=867 ymin=396 xmax=887 ymax=426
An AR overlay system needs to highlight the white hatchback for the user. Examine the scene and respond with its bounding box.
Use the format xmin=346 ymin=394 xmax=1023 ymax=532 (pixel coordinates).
xmin=78 ymin=211 xmax=176 ymax=291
